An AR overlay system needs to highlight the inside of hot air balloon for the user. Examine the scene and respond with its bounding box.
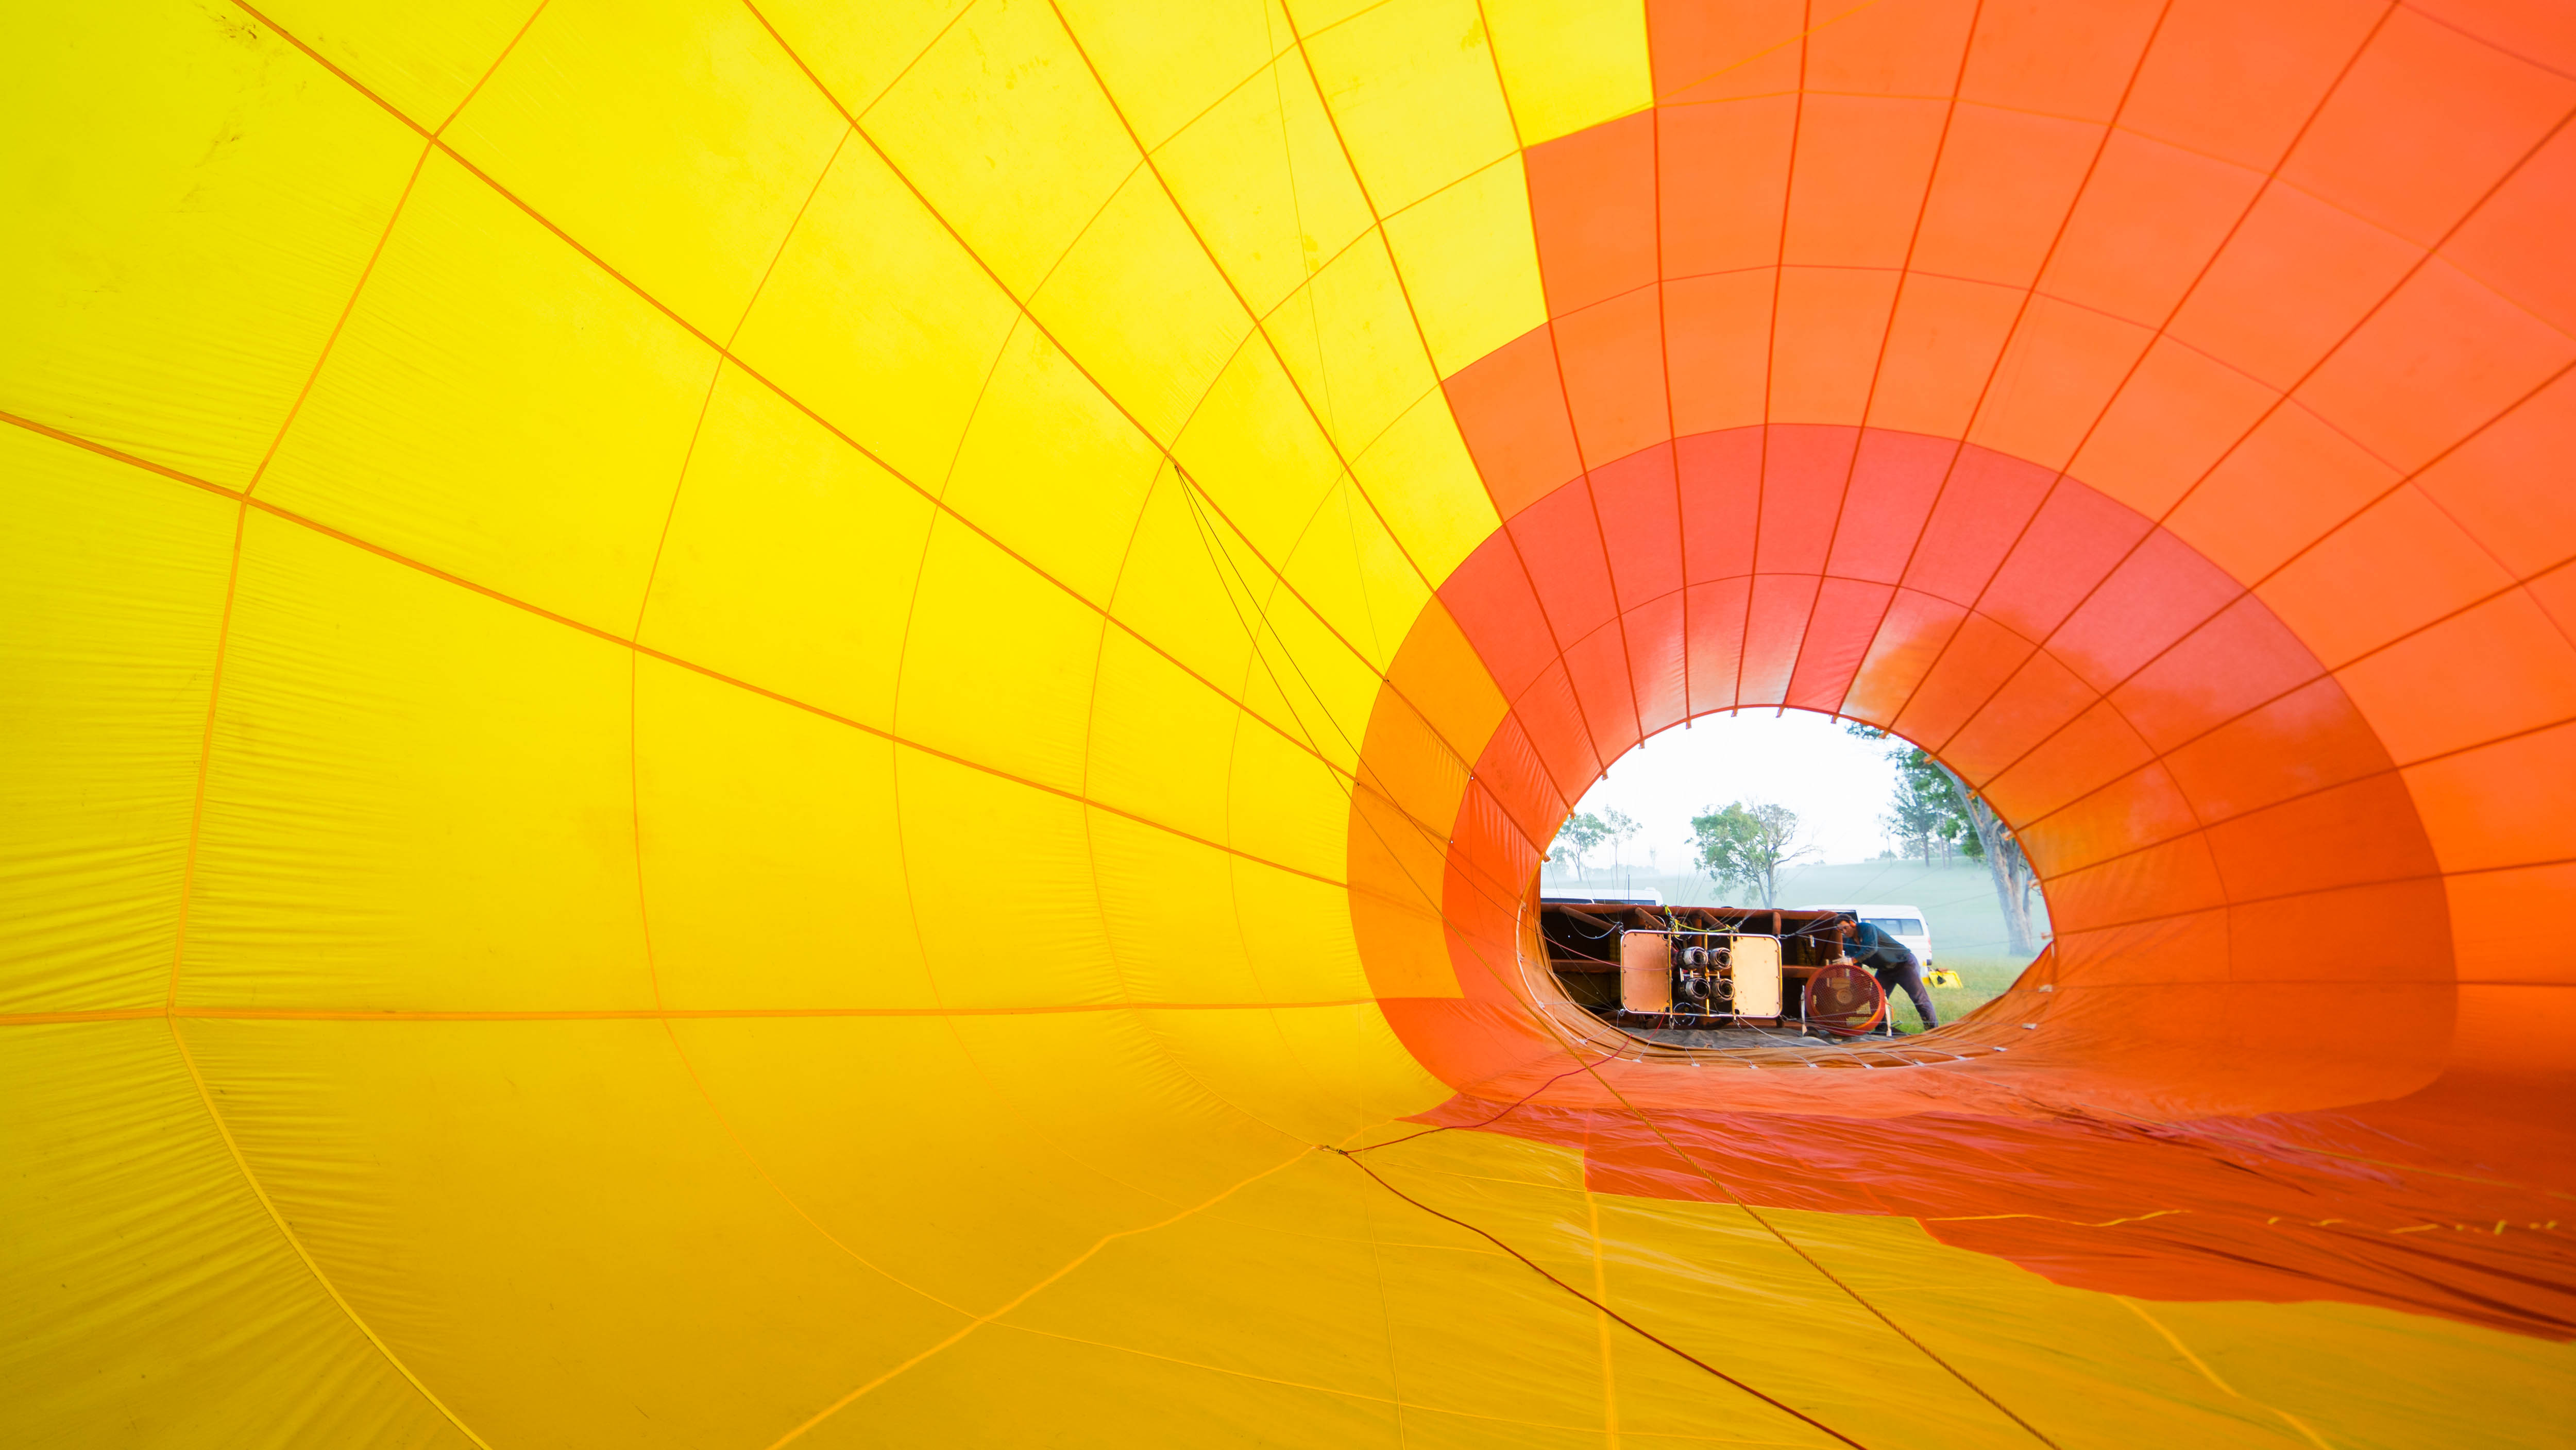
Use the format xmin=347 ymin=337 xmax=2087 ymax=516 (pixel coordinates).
xmin=7 ymin=1 xmax=2574 ymax=1446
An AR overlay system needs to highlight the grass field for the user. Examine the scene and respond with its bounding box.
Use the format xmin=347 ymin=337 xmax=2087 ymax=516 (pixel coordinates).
xmin=1900 ymin=952 xmax=2028 ymax=1033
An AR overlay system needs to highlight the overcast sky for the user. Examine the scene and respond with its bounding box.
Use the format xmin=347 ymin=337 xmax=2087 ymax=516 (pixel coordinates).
xmin=1555 ymin=710 xmax=1902 ymax=871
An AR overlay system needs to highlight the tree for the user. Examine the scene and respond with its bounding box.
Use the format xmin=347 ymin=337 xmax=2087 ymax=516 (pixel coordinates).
xmin=1846 ymin=723 xmax=2042 ymax=954
xmin=1883 ymin=744 xmax=1972 ymax=862
xmin=1880 ymin=771 xmax=1952 ymax=864
xmin=1550 ymin=811 xmax=1608 ymax=876
xmin=1690 ymin=800 xmax=1813 ymax=906
xmin=1928 ymin=756 xmax=2042 ymax=956
xmin=1598 ymin=808 xmax=1639 ymax=872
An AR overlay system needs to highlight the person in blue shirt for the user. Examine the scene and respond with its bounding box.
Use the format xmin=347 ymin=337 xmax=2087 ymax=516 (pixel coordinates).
xmin=1835 ymin=913 xmax=1937 ymax=1032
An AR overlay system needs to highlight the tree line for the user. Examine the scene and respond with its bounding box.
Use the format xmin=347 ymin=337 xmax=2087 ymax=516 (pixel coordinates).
xmin=1550 ymin=798 xmax=1815 ymax=911
xmin=1549 ymin=807 xmax=1637 ymax=876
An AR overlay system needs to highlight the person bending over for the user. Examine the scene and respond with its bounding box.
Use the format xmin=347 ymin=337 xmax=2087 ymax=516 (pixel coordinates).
xmin=1836 ymin=913 xmax=1938 ymax=1032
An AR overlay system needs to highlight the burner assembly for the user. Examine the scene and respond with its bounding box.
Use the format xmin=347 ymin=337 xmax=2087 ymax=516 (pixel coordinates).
xmin=1536 ymin=897 xmax=1884 ymax=1039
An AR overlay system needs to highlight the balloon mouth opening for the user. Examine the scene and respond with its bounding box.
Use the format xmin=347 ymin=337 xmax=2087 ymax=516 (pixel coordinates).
xmin=1516 ymin=711 xmax=2049 ymax=1064
xmin=1351 ymin=419 xmax=2461 ymax=1108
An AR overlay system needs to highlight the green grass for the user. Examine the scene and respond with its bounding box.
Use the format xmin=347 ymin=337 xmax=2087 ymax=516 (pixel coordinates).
xmin=1892 ymin=952 xmax=2033 ymax=1034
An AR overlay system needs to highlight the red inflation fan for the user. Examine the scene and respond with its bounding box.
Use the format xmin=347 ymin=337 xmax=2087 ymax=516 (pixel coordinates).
xmin=1804 ymin=964 xmax=1886 ymax=1037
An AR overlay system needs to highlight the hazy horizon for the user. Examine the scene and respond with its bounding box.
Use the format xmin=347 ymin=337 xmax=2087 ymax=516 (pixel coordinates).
xmin=1549 ymin=710 xmax=1906 ymax=872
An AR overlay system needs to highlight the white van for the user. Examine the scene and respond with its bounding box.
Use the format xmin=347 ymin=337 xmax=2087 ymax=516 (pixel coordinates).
xmin=1809 ymin=904 xmax=1931 ymax=967
xmin=1539 ymin=886 xmax=1664 ymax=906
